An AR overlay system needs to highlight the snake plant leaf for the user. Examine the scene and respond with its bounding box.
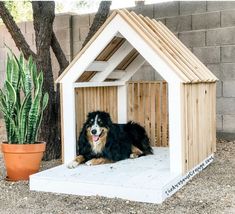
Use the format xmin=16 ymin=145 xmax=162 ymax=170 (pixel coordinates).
xmin=34 ymin=92 xmax=49 ymax=142
xmin=42 ymin=93 xmax=49 ymax=111
xmin=27 ymin=93 xmax=41 ymax=143
xmin=18 ymin=92 xmax=31 ymax=144
xmin=6 ymin=53 xmax=13 ymax=83
xmin=5 ymin=81 xmax=16 ymax=106
xmin=31 ymin=63 xmax=38 ymax=92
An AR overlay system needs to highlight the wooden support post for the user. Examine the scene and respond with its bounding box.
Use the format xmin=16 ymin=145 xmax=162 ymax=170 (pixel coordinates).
xmin=168 ymin=82 xmax=183 ymax=174
xmin=61 ymin=83 xmax=77 ymax=164
xmin=118 ymin=85 xmax=127 ymax=123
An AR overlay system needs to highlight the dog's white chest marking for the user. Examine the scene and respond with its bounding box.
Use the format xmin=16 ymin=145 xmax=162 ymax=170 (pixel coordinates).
xmin=92 ymin=141 xmax=103 ymax=154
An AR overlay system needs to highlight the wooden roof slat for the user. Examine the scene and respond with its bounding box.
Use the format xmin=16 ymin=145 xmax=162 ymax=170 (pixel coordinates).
xmin=139 ymin=15 xmax=201 ymax=83
xmin=126 ymin=10 xmax=194 ymax=82
xmin=154 ymin=20 xmax=210 ymax=82
xmin=157 ymin=21 xmax=218 ymax=82
xmin=57 ymin=9 xmax=218 ymax=84
xmin=117 ymin=9 xmax=191 ymax=83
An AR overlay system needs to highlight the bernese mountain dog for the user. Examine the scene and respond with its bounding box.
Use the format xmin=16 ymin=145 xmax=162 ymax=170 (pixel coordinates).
xmin=68 ymin=111 xmax=153 ymax=168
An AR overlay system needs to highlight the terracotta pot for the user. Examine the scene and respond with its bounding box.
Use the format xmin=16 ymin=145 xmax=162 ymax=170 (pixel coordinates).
xmin=1 ymin=142 xmax=46 ymax=181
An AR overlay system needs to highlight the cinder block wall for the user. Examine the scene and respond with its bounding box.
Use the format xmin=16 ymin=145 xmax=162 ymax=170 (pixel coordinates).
xmin=1 ymin=1 xmax=235 ymax=139
xmin=129 ymin=1 xmax=235 ymax=139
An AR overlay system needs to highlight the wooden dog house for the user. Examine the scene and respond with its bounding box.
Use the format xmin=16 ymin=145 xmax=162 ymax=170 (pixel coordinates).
xmin=30 ymin=9 xmax=218 ymax=203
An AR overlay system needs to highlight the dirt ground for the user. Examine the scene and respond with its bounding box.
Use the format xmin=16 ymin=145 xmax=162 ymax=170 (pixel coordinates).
xmin=0 ymin=138 xmax=234 ymax=214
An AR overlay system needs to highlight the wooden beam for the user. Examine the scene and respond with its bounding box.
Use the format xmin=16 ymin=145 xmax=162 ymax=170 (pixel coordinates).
xmin=118 ymin=85 xmax=127 ymax=123
xmin=90 ymin=40 xmax=133 ymax=82
xmin=73 ymin=81 xmax=125 ymax=88
xmin=120 ymin=54 xmax=145 ymax=82
xmin=108 ymin=70 xmax=126 ymax=79
xmin=86 ymin=61 xmax=108 ymax=71
xmin=61 ymin=83 xmax=77 ymax=164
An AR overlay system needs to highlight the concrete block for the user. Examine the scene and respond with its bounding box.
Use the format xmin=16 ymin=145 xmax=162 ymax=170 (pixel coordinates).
xmin=217 ymin=97 xmax=235 ymax=115
xmin=207 ymin=27 xmax=235 ymax=46
xmin=133 ymin=4 xmax=154 ymax=18
xmin=79 ymin=27 xmax=89 ymax=41
xmin=89 ymin=13 xmax=96 ymax=26
xmin=0 ymin=35 xmax=4 ymax=48
xmin=221 ymin=10 xmax=235 ymax=27
xmin=24 ymin=33 xmax=34 ymax=46
xmin=221 ymin=63 xmax=235 ymax=80
xmin=156 ymin=18 xmax=166 ymax=25
xmin=207 ymin=63 xmax=221 ymax=79
xmin=54 ymin=14 xmax=72 ymax=29
xmin=25 ymin=21 xmax=34 ymax=33
xmin=221 ymin=45 xmax=235 ymax=63
xmin=223 ymin=80 xmax=235 ymax=97
xmin=223 ymin=114 xmax=235 ymax=132
xmin=207 ymin=1 xmax=235 ymax=12
xmin=192 ymin=11 xmax=220 ymax=30
xmin=193 ymin=46 xmax=220 ymax=64
xmin=59 ymin=41 xmax=71 ymax=56
xmin=179 ymin=1 xmax=206 ymax=15
xmin=131 ymin=64 xmax=156 ymax=81
xmin=72 ymin=25 xmax=80 ymax=42
xmin=216 ymin=81 xmax=223 ymax=97
xmin=72 ymin=41 xmax=83 ymax=58
xmin=55 ymin=28 xmax=71 ymax=42
xmin=165 ymin=15 xmax=191 ymax=32
xmin=73 ymin=14 xmax=90 ymax=27
xmin=154 ymin=1 xmax=179 ymax=18
xmin=179 ymin=30 xmax=205 ymax=48
xmin=17 ymin=22 xmax=26 ymax=34
xmin=216 ymin=114 xmax=223 ymax=131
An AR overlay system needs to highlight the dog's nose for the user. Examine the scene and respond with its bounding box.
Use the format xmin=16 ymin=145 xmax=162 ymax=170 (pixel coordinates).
xmin=91 ymin=129 xmax=97 ymax=135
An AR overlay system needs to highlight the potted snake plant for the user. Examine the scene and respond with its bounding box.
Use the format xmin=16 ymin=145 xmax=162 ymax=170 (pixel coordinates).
xmin=0 ymin=51 xmax=49 ymax=181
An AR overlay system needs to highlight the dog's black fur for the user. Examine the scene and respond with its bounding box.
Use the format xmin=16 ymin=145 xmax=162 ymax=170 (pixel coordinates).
xmin=77 ymin=111 xmax=153 ymax=162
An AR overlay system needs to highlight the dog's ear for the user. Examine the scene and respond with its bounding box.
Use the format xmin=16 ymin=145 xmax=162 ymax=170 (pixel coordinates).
xmin=103 ymin=112 xmax=113 ymax=126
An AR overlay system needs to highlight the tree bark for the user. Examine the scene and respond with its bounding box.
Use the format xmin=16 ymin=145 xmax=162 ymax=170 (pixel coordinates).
xmin=82 ymin=1 xmax=111 ymax=47
xmin=32 ymin=1 xmax=61 ymax=160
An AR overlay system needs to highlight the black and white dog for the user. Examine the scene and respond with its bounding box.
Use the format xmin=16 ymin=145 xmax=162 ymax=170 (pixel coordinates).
xmin=68 ymin=111 xmax=153 ymax=168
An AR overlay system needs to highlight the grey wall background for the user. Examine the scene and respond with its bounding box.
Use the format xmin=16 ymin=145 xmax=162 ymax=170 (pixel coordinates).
xmin=1 ymin=1 xmax=235 ymax=138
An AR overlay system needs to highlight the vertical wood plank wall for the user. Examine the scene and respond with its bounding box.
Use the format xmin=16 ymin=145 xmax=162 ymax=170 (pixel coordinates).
xmin=75 ymin=81 xmax=169 ymax=147
xmin=75 ymin=86 xmax=118 ymax=138
xmin=127 ymin=81 xmax=169 ymax=147
xmin=182 ymin=82 xmax=216 ymax=173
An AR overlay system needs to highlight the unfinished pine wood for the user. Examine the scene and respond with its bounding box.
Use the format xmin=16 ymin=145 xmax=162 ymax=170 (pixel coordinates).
xmin=127 ymin=81 xmax=168 ymax=147
xmin=161 ymin=82 xmax=168 ymax=146
xmin=75 ymin=87 xmax=118 ymax=135
xmin=117 ymin=10 xmax=190 ymax=83
xmin=182 ymin=82 xmax=216 ymax=173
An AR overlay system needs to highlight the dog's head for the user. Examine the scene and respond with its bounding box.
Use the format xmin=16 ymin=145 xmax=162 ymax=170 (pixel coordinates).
xmin=85 ymin=111 xmax=112 ymax=143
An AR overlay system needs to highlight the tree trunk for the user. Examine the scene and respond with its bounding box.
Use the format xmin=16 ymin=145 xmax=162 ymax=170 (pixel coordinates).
xmin=32 ymin=1 xmax=61 ymax=160
xmin=82 ymin=1 xmax=111 ymax=47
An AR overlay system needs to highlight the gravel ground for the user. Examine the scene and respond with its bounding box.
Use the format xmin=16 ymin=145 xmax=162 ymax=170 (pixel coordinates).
xmin=0 ymin=139 xmax=234 ymax=214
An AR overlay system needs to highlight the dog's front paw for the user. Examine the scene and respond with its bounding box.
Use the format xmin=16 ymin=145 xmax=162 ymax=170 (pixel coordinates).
xmin=130 ymin=153 xmax=139 ymax=159
xmin=85 ymin=160 xmax=93 ymax=166
xmin=67 ymin=161 xmax=79 ymax=169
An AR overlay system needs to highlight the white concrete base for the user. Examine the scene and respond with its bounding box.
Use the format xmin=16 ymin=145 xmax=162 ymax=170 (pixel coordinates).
xmin=30 ymin=148 xmax=214 ymax=203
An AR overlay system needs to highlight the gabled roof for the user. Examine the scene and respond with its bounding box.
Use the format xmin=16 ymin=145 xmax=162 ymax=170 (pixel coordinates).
xmin=56 ymin=9 xmax=218 ymax=84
